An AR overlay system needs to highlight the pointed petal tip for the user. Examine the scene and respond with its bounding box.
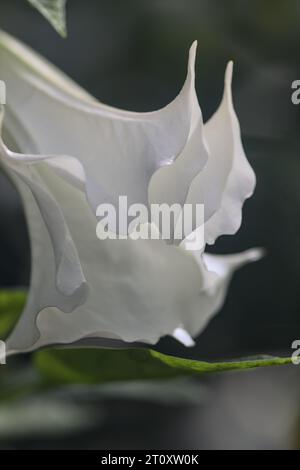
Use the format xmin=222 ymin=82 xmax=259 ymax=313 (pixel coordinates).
xmin=246 ymin=247 xmax=266 ymax=263
xmin=225 ymin=60 xmax=234 ymax=86
xmin=173 ymin=327 xmax=196 ymax=348
xmin=232 ymin=247 xmax=266 ymax=270
xmin=189 ymin=40 xmax=198 ymax=65
xmin=191 ymin=39 xmax=198 ymax=50
xmin=204 ymin=248 xmax=265 ymax=279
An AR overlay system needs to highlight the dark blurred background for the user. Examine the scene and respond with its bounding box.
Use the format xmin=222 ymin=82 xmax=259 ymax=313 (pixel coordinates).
xmin=1 ymin=0 xmax=300 ymax=449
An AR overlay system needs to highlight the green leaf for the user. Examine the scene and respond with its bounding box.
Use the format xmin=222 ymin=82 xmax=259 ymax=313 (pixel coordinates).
xmin=26 ymin=0 xmax=67 ymax=37
xmin=0 ymin=290 xmax=26 ymax=340
xmin=34 ymin=348 xmax=292 ymax=385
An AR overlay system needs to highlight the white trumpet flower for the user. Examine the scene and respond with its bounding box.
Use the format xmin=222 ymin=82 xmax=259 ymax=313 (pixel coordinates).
xmin=0 ymin=31 xmax=261 ymax=354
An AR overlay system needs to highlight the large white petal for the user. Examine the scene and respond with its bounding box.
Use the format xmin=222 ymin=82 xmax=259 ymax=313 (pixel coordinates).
xmin=4 ymin=155 xmax=207 ymax=351
xmin=185 ymin=62 xmax=256 ymax=244
xmin=0 ymin=33 xmax=261 ymax=353
xmin=0 ymin=30 xmax=198 ymax=218
xmin=1 ymin=131 xmax=260 ymax=352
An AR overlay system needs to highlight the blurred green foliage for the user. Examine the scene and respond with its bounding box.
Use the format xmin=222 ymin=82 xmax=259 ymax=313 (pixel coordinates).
xmin=0 ymin=290 xmax=26 ymax=340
